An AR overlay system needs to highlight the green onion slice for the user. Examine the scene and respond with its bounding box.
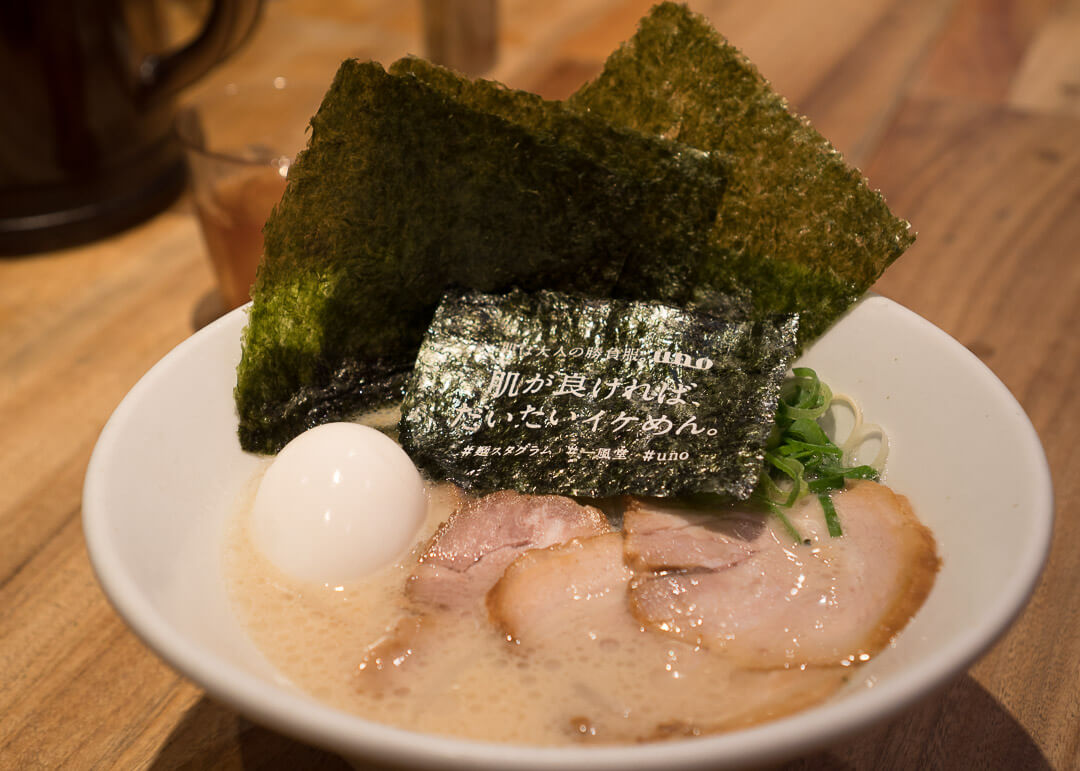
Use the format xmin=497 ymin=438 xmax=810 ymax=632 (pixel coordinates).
xmin=755 ymin=368 xmax=883 ymax=542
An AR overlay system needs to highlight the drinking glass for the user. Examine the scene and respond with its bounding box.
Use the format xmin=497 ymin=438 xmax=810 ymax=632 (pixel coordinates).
xmin=176 ymin=78 xmax=325 ymax=310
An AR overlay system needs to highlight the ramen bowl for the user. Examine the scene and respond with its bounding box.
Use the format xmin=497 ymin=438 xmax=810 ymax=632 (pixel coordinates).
xmin=82 ymin=295 xmax=1052 ymax=769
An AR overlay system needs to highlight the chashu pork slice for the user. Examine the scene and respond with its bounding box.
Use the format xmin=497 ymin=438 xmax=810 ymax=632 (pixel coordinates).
xmin=358 ymin=491 xmax=610 ymax=685
xmin=407 ymin=490 xmax=612 ymax=611
xmin=488 ymin=533 xmax=845 ymax=742
xmin=487 ymin=532 xmax=635 ymax=648
xmin=628 ymin=480 xmax=939 ymax=669
xmin=623 ymin=502 xmax=763 ymax=572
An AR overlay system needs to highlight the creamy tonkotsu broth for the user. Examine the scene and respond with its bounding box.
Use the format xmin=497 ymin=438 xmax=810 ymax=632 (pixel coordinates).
xmin=224 ymin=461 xmax=937 ymax=745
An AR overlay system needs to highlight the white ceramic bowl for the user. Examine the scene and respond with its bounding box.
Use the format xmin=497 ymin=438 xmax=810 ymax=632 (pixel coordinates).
xmin=83 ymin=295 xmax=1052 ymax=769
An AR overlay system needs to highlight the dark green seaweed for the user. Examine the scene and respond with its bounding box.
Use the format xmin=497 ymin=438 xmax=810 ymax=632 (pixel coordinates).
xmin=567 ymin=1 xmax=914 ymax=343
xmin=236 ymin=60 xmax=724 ymax=453
xmin=400 ymin=290 xmax=799 ymax=499
xmin=389 ymin=55 xmax=727 ymax=303
xmin=238 ymin=1 xmax=915 ymax=454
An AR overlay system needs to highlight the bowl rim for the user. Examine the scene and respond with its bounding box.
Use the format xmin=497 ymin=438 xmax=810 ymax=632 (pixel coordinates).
xmin=82 ymin=296 xmax=1054 ymax=770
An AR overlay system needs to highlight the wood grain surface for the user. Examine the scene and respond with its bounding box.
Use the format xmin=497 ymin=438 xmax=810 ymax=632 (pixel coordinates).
xmin=2 ymin=1 xmax=1077 ymax=769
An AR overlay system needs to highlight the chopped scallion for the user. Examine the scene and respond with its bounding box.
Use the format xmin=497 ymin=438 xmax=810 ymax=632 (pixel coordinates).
xmin=818 ymin=492 xmax=843 ymax=538
xmin=756 ymin=367 xmax=880 ymax=541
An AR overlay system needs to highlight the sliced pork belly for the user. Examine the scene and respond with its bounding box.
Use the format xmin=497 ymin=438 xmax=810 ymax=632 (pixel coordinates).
xmin=628 ymin=481 xmax=939 ymax=669
xmin=487 ymin=532 xmax=634 ymax=647
xmin=407 ymin=490 xmax=612 ymax=611
xmin=623 ymin=503 xmax=762 ymax=572
xmin=358 ymin=491 xmax=610 ymax=688
xmin=488 ymin=532 xmax=846 ymax=742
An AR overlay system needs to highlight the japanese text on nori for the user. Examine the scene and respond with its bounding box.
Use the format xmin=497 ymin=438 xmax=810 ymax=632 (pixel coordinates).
xmin=235 ymin=60 xmax=724 ymax=454
xmin=567 ymin=2 xmax=914 ymax=344
xmin=400 ymin=291 xmax=799 ymax=499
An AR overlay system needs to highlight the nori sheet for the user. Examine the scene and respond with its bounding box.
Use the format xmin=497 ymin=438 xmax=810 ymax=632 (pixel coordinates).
xmin=388 ymin=55 xmax=727 ymax=304
xmin=238 ymin=1 xmax=916 ymax=455
xmin=400 ymin=290 xmax=799 ymax=499
xmin=236 ymin=60 xmax=724 ymax=454
xmin=567 ymin=1 xmax=915 ymax=343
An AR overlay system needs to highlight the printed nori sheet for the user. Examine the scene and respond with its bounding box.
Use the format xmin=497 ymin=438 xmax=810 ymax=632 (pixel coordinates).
xmin=235 ymin=60 xmax=725 ymax=454
xmin=567 ymin=2 xmax=915 ymax=343
xmin=400 ymin=291 xmax=799 ymax=499
xmin=388 ymin=55 xmax=727 ymax=304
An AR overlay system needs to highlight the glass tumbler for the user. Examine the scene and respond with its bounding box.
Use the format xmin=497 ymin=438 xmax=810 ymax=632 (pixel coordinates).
xmin=176 ymin=78 xmax=324 ymax=310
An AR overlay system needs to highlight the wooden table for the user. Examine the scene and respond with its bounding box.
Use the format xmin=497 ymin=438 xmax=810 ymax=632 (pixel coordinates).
xmin=3 ymin=1 xmax=1077 ymax=768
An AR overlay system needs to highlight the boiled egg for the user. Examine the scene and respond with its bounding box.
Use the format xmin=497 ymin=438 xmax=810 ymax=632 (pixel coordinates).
xmin=251 ymin=422 xmax=426 ymax=585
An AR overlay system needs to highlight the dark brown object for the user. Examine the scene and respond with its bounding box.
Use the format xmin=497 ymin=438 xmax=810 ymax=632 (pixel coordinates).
xmin=0 ymin=0 xmax=262 ymax=254
xmin=422 ymin=0 xmax=497 ymax=76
